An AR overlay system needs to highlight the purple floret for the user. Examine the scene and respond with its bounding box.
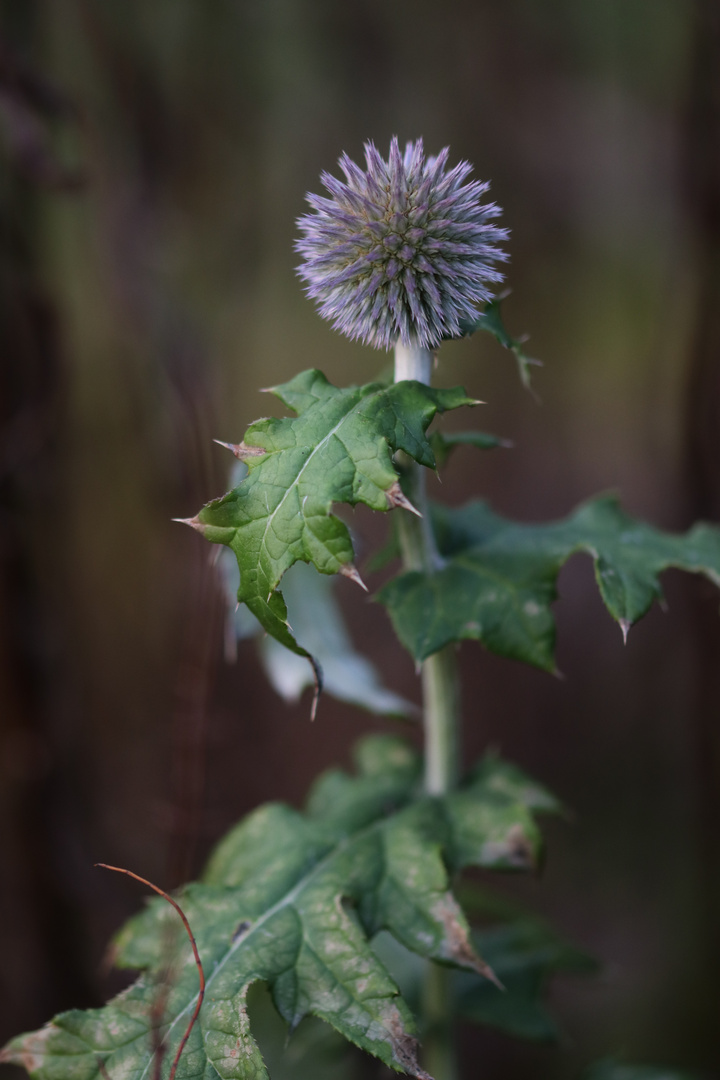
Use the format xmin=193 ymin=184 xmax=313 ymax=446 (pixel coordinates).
xmin=296 ymin=137 xmax=509 ymax=350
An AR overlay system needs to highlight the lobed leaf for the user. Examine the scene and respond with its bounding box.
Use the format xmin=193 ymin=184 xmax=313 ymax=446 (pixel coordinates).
xmin=1 ymin=737 xmax=558 ymax=1080
xmin=187 ymin=369 xmax=475 ymax=669
xmin=377 ymin=495 xmax=720 ymax=669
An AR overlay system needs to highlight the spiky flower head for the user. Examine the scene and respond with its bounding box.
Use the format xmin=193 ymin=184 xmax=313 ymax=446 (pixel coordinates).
xmin=296 ymin=137 xmax=509 ymax=351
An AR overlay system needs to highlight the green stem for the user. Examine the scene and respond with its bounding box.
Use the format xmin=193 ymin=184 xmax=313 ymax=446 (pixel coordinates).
xmin=394 ymin=342 xmax=461 ymax=1080
xmin=421 ymin=963 xmax=458 ymax=1080
xmin=422 ymin=645 xmax=459 ymax=795
xmin=393 ymin=342 xmax=460 ymax=794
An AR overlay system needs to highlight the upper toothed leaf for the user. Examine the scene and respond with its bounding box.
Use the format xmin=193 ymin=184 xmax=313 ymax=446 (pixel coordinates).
xmin=377 ymin=495 xmax=720 ymax=669
xmin=192 ymin=369 xmax=474 ymax=664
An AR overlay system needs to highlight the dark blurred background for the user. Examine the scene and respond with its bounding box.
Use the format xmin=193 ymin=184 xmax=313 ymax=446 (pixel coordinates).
xmin=1 ymin=1 xmax=719 ymax=1077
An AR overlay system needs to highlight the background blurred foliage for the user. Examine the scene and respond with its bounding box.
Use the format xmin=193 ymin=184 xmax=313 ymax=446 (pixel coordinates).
xmin=1 ymin=1 xmax=719 ymax=1078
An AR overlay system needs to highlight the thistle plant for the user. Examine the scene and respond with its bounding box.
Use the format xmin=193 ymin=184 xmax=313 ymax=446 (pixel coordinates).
xmin=4 ymin=139 xmax=719 ymax=1080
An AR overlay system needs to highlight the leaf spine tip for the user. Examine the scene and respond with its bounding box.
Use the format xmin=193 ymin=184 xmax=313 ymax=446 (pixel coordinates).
xmin=213 ymin=438 xmax=239 ymax=453
xmin=477 ymin=960 xmax=505 ymax=992
xmin=619 ymin=618 xmax=630 ymax=644
xmin=339 ymin=564 xmax=368 ymax=592
xmin=386 ymin=480 xmax=422 ymax=517
xmin=171 ymin=516 xmax=205 ymax=533
xmin=213 ymin=438 xmax=265 ymax=460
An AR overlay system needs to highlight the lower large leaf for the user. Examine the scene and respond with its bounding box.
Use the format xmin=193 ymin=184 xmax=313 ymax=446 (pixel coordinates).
xmin=378 ymin=495 xmax=720 ymax=669
xmin=1 ymin=738 xmax=558 ymax=1080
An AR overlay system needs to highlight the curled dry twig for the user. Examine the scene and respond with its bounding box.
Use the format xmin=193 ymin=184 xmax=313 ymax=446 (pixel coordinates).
xmin=95 ymin=864 xmax=205 ymax=1080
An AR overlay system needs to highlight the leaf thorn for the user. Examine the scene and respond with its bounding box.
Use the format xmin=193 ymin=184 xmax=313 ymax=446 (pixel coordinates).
xmin=339 ymin=564 xmax=368 ymax=592
xmin=172 ymin=516 xmax=205 ymax=533
xmin=477 ymin=959 xmax=505 ymax=992
xmin=386 ymin=480 xmax=422 ymax=517
xmin=213 ymin=439 xmax=265 ymax=460
xmin=619 ymin=618 xmax=631 ymax=644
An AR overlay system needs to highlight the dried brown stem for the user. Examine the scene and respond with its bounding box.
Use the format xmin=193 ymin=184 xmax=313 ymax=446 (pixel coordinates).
xmin=95 ymin=864 xmax=205 ymax=1080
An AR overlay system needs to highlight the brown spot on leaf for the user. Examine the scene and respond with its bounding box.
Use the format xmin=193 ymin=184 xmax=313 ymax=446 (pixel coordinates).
xmin=431 ymin=893 xmax=503 ymax=989
xmin=0 ymin=1025 xmax=55 ymax=1075
xmin=379 ymin=1002 xmax=433 ymax=1080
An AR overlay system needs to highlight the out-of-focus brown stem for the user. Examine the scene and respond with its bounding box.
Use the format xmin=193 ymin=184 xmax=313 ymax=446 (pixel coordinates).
xmin=95 ymin=864 xmax=205 ymax=1080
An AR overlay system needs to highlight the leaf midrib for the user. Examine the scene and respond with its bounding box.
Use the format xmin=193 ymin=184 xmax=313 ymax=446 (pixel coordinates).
xmin=254 ymin=389 xmax=374 ymax=588
xmin=138 ymin=810 xmax=404 ymax=1080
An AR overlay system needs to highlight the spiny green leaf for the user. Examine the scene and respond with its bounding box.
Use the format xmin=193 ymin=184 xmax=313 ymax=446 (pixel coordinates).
xmin=1 ymin=737 xmax=558 ymax=1080
xmin=377 ymin=494 xmax=720 ymax=669
xmin=187 ymin=369 xmax=475 ymax=670
xmin=452 ymin=296 xmax=540 ymax=391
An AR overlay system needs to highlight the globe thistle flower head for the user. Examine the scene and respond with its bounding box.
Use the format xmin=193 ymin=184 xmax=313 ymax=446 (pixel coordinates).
xmin=296 ymin=137 xmax=509 ymax=350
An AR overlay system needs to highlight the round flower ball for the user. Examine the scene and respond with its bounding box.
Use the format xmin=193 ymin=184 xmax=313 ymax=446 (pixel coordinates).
xmin=296 ymin=137 xmax=508 ymax=351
